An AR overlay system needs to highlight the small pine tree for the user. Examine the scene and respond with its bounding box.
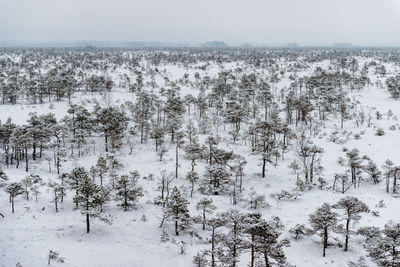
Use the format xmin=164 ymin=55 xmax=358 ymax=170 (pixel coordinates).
xmin=68 ymin=167 xmax=87 ymax=207
xmin=206 ymin=215 xmax=228 ymax=267
xmin=48 ymin=181 xmax=66 ymax=212
xmin=338 ymin=148 xmax=365 ymax=188
xmin=386 ymin=75 xmax=400 ymax=99
xmin=333 ymin=197 xmax=369 ymax=251
xmin=72 ymin=167 xmax=110 ymax=233
xmin=186 ymin=170 xmax=199 ymax=198
xmin=5 ymin=183 xmax=24 ymax=213
xmin=243 ymin=213 xmax=263 ymax=267
xmin=365 ymin=221 xmax=400 ymax=266
xmin=48 ymin=250 xmax=64 ymax=265
xmin=115 ymin=171 xmax=143 ymax=211
xmin=193 ymin=251 xmax=208 ymax=267
xmin=253 ymin=219 xmax=290 ymax=266
xmin=196 ymin=198 xmax=216 ymax=230
xmin=382 ymin=159 xmax=394 ymax=193
xmin=364 ymin=159 xmax=382 ymax=184
xmin=164 ymin=187 xmax=191 ymax=236
xmin=216 ymin=209 xmax=247 ymax=267
xmin=160 ymin=229 xmax=170 ymax=242
xmin=21 ymin=174 xmax=42 ymax=201
xmin=0 ymin=167 xmax=8 ymax=187
xmin=200 ymin=164 xmax=232 ymax=195
xmin=0 ymin=167 xmax=7 ymax=216
xmin=357 ymin=226 xmax=382 ymax=243
xmin=248 ymin=189 xmax=269 ymax=209
xmin=333 ymin=172 xmax=352 ymax=194
xmin=289 ymin=224 xmax=312 ymax=240
xmin=93 ymin=155 xmax=109 ymax=186
xmin=309 ymin=203 xmax=338 ymax=257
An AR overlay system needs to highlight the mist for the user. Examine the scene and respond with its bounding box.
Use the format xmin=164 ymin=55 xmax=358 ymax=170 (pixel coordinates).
xmin=1 ymin=0 xmax=400 ymax=46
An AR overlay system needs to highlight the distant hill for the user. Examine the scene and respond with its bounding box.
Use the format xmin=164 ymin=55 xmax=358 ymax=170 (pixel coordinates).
xmin=203 ymin=41 xmax=228 ymax=48
xmin=287 ymin=42 xmax=299 ymax=48
xmin=333 ymin=42 xmax=354 ymax=48
xmin=241 ymin=43 xmax=253 ymax=48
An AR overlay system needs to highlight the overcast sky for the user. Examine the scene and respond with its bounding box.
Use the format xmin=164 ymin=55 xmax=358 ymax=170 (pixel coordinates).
xmin=0 ymin=0 xmax=400 ymax=45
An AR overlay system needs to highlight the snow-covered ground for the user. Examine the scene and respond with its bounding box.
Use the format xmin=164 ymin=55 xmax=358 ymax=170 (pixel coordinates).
xmin=0 ymin=51 xmax=399 ymax=267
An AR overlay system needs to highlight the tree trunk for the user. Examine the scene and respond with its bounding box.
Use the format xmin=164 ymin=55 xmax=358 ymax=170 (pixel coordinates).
xmin=262 ymin=158 xmax=266 ymax=178
xmin=211 ymin=230 xmax=216 ymax=267
xmin=202 ymin=210 xmax=206 ymax=230
xmin=32 ymin=143 xmax=36 ymax=160
xmin=56 ymin=152 xmax=60 ymax=175
xmin=55 ymin=192 xmax=58 ymax=212
xmin=86 ymin=213 xmax=90 ymax=233
xmin=175 ymin=143 xmax=179 ymax=178
xmin=264 ymin=252 xmax=270 ymax=267
xmin=25 ymin=146 xmax=29 ymax=172
xmin=323 ymin=227 xmax=328 ymax=257
xmin=11 ymin=196 xmax=14 ymax=213
xmin=250 ymin=232 xmax=255 ymax=267
xmin=386 ymin=176 xmax=390 ymax=193
xmin=105 ymin=132 xmax=108 ymax=152
xmin=345 ymin=218 xmax=350 ymax=251
xmin=124 ymin=184 xmax=128 ymax=211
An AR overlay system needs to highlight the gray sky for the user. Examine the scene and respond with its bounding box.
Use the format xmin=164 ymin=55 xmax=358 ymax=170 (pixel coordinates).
xmin=1 ymin=0 xmax=400 ymax=45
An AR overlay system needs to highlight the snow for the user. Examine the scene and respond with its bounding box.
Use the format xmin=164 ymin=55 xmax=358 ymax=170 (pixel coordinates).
xmin=0 ymin=50 xmax=399 ymax=267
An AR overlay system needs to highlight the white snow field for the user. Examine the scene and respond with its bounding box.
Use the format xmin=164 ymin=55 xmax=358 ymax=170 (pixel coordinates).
xmin=0 ymin=48 xmax=399 ymax=267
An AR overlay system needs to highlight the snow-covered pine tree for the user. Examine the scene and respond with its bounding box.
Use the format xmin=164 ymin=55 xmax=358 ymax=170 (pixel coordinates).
xmin=150 ymin=125 xmax=165 ymax=152
xmin=127 ymin=91 xmax=154 ymax=143
xmin=0 ymin=167 xmax=8 ymax=216
xmin=165 ymin=93 xmax=185 ymax=142
xmin=338 ymin=148 xmax=365 ymax=188
xmin=333 ymin=172 xmax=352 ymax=194
xmin=193 ymin=251 xmax=208 ymax=267
xmin=163 ymin=186 xmax=191 ymax=236
xmin=157 ymin=170 xmax=175 ymax=202
xmin=21 ymin=174 xmax=42 ymax=201
xmin=333 ymin=197 xmax=369 ymax=251
xmin=68 ymin=167 xmax=87 ymax=207
xmin=232 ymin=155 xmax=247 ymax=193
xmin=216 ymin=209 xmax=246 ymax=267
xmin=200 ymin=164 xmax=232 ymax=195
xmin=206 ymin=215 xmax=227 ymax=267
xmin=5 ymin=182 xmax=24 ymax=213
xmin=385 ymin=75 xmax=400 ymax=99
xmin=0 ymin=166 xmax=8 ymax=187
xmin=115 ymin=171 xmax=143 ymax=211
xmin=174 ymin=131 xmax=185 ymax=178
xmin=93 ymin=155 xmax=108 ymax=186
xmin=186 ymin=170 xmax=199 ymax=198
xmin=289 ymin=224 xmax=312 ymax=240
xmin=184 ymin=138 xmax=204 ymax=173
xmin=252 ymin=218 xmax=290 ymax=267
xmin=196 ymin=198 xmax=216 ymax=231
xmin=48 ymin=180 xmax=66 ymax=212
xmin=94 ymin=106 xmax=128 ymax=152
xmin=382 ymin=159 xmax=394 ymax=193
xmin=309 ymin=203 xmax=338 ymax=257
xmin=243 ymin=213 xmax=263 ymax=267
xmin=72 ymin=167 xmax=110 ymax=233
xmin=365 ymin=221 xmax=400 ymax=266
xmin=363 ymin=159 xmax=382 ymax=184
xmin=253 ymin=120 xmax=280 ymax=178
xmin=296 ymin=133 xmax=323 ymax=184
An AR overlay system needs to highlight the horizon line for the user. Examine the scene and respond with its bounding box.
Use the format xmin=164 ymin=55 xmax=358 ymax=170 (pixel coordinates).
xmin=0 ymin=40 xmax=400 ymax=48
